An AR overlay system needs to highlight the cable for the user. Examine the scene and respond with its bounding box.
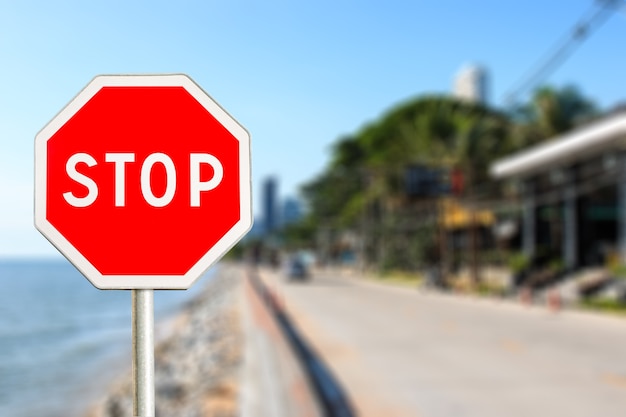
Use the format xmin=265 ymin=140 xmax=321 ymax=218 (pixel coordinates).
xmin=504 ymin=0 xmax=622 ymax=106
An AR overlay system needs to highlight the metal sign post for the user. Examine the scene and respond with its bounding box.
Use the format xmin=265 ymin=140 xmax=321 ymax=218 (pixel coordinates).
xmin=132 ymin=289 xmax=155 ymax=417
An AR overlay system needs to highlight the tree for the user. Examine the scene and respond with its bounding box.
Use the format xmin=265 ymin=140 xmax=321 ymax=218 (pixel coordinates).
xmin=294 ymin=84 xmax=598 ymax=273
xmin=352 ymin=96 xmax=514 ymax=196
xmin=513 ymin=85 xmax=597 ymax=146
xmin=300 ymin=95 xmax=516 ymax=270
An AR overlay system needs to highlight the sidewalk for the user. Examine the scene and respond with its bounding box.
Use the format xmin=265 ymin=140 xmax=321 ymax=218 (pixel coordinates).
xmin=239 ymin=266 xmax=323 ymax=417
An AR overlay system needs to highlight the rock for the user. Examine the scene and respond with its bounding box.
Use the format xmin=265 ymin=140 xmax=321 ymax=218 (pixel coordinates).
xmin=86 ymin=265 xmax=243 ymax=417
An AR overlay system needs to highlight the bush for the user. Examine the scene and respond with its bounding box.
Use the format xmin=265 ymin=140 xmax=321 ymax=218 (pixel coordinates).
xmin=508 ymin=252 xmax=529 ymax=273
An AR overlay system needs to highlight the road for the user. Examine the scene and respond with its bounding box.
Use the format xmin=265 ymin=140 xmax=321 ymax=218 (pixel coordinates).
xmin=260 ymin=267 xmax=626 ymax=417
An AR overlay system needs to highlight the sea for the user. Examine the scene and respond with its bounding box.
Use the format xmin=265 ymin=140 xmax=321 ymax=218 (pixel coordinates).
xmin=0 ymin=258 xmax=210 ymax=417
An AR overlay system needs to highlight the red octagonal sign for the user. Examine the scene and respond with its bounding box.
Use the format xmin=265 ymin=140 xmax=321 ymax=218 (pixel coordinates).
xmin=35 ymin=74 xmax=252 ymax=289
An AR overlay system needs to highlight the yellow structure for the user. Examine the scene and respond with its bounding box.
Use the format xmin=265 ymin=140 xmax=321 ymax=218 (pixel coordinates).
xmin=441 ymin=198 xmax=494 ymax=230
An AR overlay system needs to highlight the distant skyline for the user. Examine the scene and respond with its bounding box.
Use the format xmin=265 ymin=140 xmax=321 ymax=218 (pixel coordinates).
xmin=248 ymin=176 xmax=304 ymax=238
xmin=2 ymin=1 xmax=626 ymax=257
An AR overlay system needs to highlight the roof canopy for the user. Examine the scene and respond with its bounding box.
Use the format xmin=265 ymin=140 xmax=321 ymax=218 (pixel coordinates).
xmin=491 ymin=112 xmax=626 ymax=179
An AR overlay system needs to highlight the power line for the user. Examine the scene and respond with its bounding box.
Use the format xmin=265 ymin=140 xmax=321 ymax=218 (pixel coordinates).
xmin=504 ymin=0 xmax=623 ymax=106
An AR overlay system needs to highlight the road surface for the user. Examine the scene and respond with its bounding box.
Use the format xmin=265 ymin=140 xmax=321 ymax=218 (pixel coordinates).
xmin=260 ymin=267 xmax=626 ymax=417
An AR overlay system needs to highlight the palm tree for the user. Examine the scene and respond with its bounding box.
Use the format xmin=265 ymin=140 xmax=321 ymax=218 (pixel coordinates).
xmin=520 ymin=85 xmax=597 ymax=142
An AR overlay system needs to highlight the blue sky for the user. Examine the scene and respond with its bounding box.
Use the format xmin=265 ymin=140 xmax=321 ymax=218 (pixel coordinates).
xmin=1 ymin=1 xmax=626 ymax=257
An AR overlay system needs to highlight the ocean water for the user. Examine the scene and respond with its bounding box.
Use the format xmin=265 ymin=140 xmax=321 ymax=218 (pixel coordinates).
xmin=0 ymin=259 xmax=209 ymax=417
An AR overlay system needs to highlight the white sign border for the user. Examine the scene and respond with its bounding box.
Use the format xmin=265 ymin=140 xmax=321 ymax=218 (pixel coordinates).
xmin=34 ymin=74 xmax=253 ymax=289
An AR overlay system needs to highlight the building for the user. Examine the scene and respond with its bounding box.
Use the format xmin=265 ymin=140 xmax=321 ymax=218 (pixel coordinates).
xmin=281 ymin=197 xmax=303 ymax=226
xmin=453 ymin=64 xmax=489 ymax=105
xmin=262 ymin=177 xmax=278 ymax=234
xmin=491 ymin=111 xmax=626 ymax=269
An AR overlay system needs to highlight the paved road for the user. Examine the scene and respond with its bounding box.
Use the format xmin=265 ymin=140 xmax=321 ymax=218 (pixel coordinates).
xmin=260 ymin=267 xmax=626 ymax=417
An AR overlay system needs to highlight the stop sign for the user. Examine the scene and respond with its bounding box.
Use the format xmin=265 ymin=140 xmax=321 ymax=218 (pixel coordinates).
xmin=35 ymin=74 xmax=252 ymax=289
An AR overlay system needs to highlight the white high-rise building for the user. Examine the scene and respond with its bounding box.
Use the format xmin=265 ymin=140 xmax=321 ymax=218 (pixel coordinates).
xmin=453 ymin=64 xmax=488 ymax=104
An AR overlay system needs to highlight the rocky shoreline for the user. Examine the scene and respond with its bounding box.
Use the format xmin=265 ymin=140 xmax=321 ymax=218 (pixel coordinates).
xmin=84 ymin=264 xmax=243 ymax=417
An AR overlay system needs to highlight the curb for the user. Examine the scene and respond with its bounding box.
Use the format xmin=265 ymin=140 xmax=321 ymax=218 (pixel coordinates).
xmin=239 ymin=266 xmax=324 ymax=417
xmin=245 ymin=267 xmax=356 ymax=417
